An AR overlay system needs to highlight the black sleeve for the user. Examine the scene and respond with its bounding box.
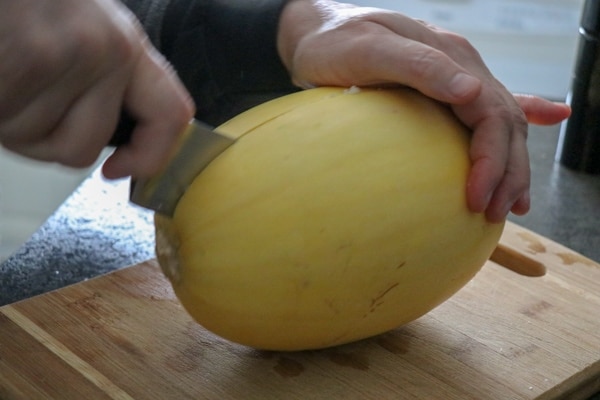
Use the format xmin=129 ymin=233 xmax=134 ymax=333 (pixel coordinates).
xmin=122 ymin=0 xmax=300 ymax=125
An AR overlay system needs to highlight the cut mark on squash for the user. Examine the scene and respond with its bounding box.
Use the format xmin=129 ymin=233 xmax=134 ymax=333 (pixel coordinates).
xmin=344 ymin=85 xmax=361 ymax=94
xmin=220 ymin=90 xmax=346 ymax=141
xmin=370 ymin=282 xmax=400 ymax=312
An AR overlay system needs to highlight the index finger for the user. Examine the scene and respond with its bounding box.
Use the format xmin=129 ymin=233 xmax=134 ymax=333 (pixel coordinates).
xmin=102 ymin=45 xmax=194 ymax=179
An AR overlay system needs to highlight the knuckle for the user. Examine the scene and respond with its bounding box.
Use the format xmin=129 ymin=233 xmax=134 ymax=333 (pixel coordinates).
xmin=436 ymin=30 xmax=484 ymax=62
xmin=2 ymin=34 xmax=60 ymax=86
xmin=23 ymin=27 xmax=73 ymax=70
xmin=445 ymin=31 xmax=474 ymax=50
xmin=491 ymin=106 xmax=516 ymax=124
xmin=45 ymin=129 xmax=101 ymax=168
xmin=440 ymin=30 xmax=474 ymax=49
xmin=68 ymin=26 xmax=110 ymax=67
xmin=482 ymin=91 xmax=529 ymax=132
xmin=65 ymin=16 xmax=139 ymax=74
xmin=501 ymin=105 xmax=529 ymax=139
xmin=54 ymin=145 xmax=99 ymax=168
xmin=406 ymin=46 xmax=446 ymax=81
xmin=507 ymin=163 xmax=530 ymax=187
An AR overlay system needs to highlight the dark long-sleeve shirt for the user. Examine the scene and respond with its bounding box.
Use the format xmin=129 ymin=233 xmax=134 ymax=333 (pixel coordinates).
xmin=122 ymin=0 xmax=299 ymax=125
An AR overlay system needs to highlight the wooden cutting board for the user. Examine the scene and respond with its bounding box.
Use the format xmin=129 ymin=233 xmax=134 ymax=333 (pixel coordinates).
xmin=1 ymin=221 xmax=599 ymax=400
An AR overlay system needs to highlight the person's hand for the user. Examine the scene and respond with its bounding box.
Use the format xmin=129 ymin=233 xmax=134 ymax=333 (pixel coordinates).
xmin=277 ymin=0 xmax=571 ymax=223
xmin=0 ymin=0 xmax=194 ymax=179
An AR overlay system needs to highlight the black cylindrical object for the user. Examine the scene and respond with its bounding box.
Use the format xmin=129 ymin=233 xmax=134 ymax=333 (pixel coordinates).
xmin=557 ymin=0 xmax=600 ymax=174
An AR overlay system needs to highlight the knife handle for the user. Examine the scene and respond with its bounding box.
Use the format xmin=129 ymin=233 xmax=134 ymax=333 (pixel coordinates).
xmin=108 ymin=111 xmax=136 ymax=147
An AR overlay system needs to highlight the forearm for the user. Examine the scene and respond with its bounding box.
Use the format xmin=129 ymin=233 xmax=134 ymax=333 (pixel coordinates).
xmin=277 ymin=0 xmax=327 ymax=79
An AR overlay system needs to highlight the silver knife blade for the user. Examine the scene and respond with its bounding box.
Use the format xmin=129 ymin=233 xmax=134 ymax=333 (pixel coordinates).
xmin=129 ymin=119 xmax=234 ymax=216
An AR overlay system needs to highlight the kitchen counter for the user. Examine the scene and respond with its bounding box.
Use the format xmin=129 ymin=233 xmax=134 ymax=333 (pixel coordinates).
xmin=1 ymin=123 xmax=599 ymax=399
xmin=1 ymin=123 xmax=599 ymax=306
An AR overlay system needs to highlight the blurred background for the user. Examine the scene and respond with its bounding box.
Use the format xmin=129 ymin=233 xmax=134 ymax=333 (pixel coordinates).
xmin=352 ymin=0 xmax=584 ymax=100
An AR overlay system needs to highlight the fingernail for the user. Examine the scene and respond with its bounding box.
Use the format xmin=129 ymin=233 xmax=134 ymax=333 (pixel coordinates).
xmin=510 ymin=190 xmax=531 ymax=216
xmin=449 ymin=73 xmax=480 ymax=98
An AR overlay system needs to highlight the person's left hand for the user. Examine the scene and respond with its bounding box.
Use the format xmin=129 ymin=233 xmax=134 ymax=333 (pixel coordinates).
xmin=277 ymin=1 xmax=571 ymax=223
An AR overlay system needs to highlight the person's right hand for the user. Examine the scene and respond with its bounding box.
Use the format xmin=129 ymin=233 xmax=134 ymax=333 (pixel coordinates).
xmin=0 ymin=0 xmax=194 ymax=179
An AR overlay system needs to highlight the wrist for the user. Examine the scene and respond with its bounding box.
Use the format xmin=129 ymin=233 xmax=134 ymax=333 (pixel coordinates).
xmin=277 ymin=0 xmax=324 ymax=74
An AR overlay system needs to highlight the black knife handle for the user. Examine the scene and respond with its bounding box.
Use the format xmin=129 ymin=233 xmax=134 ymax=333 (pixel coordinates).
xmin=108 ymin=111 xmax=136 ymax=147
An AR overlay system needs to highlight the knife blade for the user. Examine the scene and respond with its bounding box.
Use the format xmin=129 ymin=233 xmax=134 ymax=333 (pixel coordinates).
xmin=109 ymin=112 xmax=234 ymax=216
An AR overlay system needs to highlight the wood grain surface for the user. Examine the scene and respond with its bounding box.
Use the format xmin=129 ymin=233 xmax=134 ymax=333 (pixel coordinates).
xmin=1 ymin=221 xmax=599 ymax=400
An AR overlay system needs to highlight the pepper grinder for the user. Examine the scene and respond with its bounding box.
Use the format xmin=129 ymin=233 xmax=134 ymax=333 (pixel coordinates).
xmin=556 ymin=0 xmax=600 ymax=174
